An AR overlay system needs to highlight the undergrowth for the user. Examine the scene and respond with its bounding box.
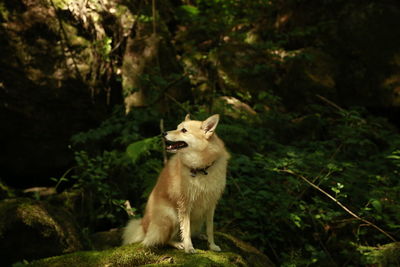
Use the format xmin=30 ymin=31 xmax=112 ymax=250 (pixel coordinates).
xmin=60 ymin=104 xmax=400 ymax=266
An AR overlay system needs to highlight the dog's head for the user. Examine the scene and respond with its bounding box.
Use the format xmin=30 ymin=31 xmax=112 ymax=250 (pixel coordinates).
xmin=163 ymin=114 xmax=220 ymax=153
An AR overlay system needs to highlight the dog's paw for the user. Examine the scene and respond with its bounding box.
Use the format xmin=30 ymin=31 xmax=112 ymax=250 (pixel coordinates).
xmin=169 ymin=241 xmax=185 ymax=250
xmin=185 ymin=246 xmax=197 ymax=253
xmin=209 ymin=243 xmax=221 ymax=252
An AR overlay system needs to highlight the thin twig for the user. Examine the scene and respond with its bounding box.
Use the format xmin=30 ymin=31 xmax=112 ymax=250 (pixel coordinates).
xmin=49 ymin=0 xmax=83 ymax=81
xmin=151 ymin=0 xmax=161 ymax=74
xmin=149 ymin=74 xmax=186 ymax=105
xmin=124 ymin=200 xmax=135 ymax=217
xmin=152 ymin=0 xmax=157 ymax=35
xmin=160 ymin=119 xmax=167 ymax=165
xmin=316 ymin=94 xmax=345 ymax=113
xmin=280 ymin=169 xmax=397 ymax=242
xmin=164 ymin=92 xmax=191 ymax=114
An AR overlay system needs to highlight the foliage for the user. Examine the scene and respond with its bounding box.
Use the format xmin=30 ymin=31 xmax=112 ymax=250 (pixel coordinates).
xmin=126 ymin=136 xmax=161 ymax=164
xmin=41 ymin=0 xmax=400 ymax=265
xmin=357 ymin=243 xmax=400 ymax=266
xmin=71 ymin=150 xmax=129 ymax=228
xmin=216 ymin=107 xmax=400 ymax=265
xmin=65 ymin=101 xmax=400 ymax=266
xmin=61 ymin=107 xmax=166 ymax=230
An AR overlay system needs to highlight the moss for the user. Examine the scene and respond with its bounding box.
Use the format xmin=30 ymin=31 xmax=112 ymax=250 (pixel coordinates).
xmin=29 ymin=245 xmax=245 ymax=267
xmin=0 ymin=2 xmax=10 ymax=21
xmin=358 ymin=243 xmax=400 ymax=266
xmin=61 ymin=21 xmax=90 ymax=48
xmin=214 ymin=233 xmax=274 ymax=267
xmin=0 ymin=198 xmax=20 ymax=237
xmin=51 ymin=0 xmax=74 ymax=10
xmin=0 ymin=180 xmax=15 ymax=200
xmin=0 ymin=198 xmax=84 ymax=265
xmin=19 ymin=202 xmax=59 ymax=231
xmin=28 ymin=232 xmax=273 ymax=266
xmin=29 ymin=244 xmax=161 ymax=267
xmin=91 ymin=228 xmax=123 ymax=250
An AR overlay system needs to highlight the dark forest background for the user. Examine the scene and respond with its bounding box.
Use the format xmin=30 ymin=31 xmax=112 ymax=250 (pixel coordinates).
xmin=1 ymin=0 xmax=400 ymax=265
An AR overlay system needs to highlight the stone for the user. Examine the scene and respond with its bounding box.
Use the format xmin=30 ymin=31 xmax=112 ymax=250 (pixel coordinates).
xmin=0 ymin=198 xmax=85 ymax=265
xmin=28 ymin=231 xmax=274 ymax=267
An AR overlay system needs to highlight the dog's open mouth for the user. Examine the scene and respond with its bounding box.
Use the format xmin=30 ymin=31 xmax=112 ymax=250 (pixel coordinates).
xmin=165 ymin=140 xmax=188 ymax=151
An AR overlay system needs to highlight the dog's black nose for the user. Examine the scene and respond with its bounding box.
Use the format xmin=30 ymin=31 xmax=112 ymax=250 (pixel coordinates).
xmin=162 ymin=132 xmax=168 ymax=137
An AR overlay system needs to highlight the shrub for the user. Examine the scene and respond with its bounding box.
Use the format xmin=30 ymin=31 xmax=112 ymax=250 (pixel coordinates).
xmin=60 ymin=104 xmax=400 ymax=266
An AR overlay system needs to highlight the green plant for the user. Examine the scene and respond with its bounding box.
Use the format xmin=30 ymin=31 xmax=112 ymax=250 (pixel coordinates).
xmin=66 ymin=107 xmax=165 ymax=230
xmin=216 ymin=106 xmax=400 ymax=265
xmin=126 ymin=136 xmax=161 ymax=164
xmin=64 ymin=103 xmax=400 ymax=266
xmin=71 ymin=150 xmax=129 ymax=228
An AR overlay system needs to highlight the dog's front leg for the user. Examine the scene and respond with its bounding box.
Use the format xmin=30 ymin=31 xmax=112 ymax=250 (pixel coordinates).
xmin=206 ymin=206 xmax=221 ymax=251
xmin=180 ymin=212 xmax=196 ymax=253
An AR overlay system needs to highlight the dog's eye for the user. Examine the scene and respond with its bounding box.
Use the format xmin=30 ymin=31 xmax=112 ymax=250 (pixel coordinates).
xmin=181 ymin=128 xmax=187 ymax=133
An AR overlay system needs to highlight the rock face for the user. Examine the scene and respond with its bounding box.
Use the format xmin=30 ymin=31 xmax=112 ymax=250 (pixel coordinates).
xmin=0 ymin=0 xmax=113 ymax=187
xmin=0 ymin=198 xmax=85 ymax=265
xmin=0 ymin=0 xmax=191 ymax=187
xmin=29 ymin=231 xmax=274 ymax=267
xmin=2 ymin=0 xmax=400 ymax=188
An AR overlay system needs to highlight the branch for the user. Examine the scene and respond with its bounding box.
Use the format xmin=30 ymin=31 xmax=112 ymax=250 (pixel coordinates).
xmin=316 ymin=94 xmax=345 ymax=113
xmin=164 ymin=92 xmax=190 ymax=114
xmin=160 ymin=119 xmax=167 ymax=166
xmin=280 ymin=169 xmax=397 ymax=242
xmin=152 ymin=0 xmax=157 ymax=35
xmin=124 ymin=200 xmax=135 ymax=217
xmin=49 ymin=0 xmax=83 ymax=81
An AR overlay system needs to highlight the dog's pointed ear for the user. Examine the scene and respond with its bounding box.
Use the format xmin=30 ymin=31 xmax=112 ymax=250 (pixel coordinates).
xmin=202 ymin=114 xmax=219 ymax=139
xmin=185 ymin=114 xmax=191 ymax=121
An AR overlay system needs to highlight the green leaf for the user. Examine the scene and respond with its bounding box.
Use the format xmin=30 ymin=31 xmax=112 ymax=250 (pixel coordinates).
xmin=290 ymin=213 xmax=302 ymax=228
xmin=387 ymin=223 xmax=400 ymax=229
xmin=371 ymin=199 xmax=382 ymax=213
xmin=327 ymin=163 xmax=342 ymax=172
xmin=126 ymin=136 xmax=159 ymax=163
xmin=180 ymin=5 xmax=200 ymax=16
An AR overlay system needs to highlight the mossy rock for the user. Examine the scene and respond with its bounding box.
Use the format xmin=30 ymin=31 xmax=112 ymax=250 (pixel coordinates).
xmin=0 ymin=180 xmax=15 ymax=200
xmin=0 ymin=198 xmax=84 ymax=265
xmin=91 ymin=228 xmax=124 ymax=251
xmin=28 ymin=231 xmax=274 ymax=266
xmin=358 ymin=242 xmax=400 ymax=266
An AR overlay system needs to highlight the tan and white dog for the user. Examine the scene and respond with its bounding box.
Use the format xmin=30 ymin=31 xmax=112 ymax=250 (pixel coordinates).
xmin=122 ymin=114 xmax=230 ymax=253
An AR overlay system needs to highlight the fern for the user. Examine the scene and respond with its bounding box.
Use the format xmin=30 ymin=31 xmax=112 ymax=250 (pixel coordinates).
xmin=126 ymin=136 xmax=161 ymax=163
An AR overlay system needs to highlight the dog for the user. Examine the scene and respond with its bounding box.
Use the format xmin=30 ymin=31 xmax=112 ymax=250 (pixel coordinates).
xmin=122 ymin=114 xmax=230 ymax=253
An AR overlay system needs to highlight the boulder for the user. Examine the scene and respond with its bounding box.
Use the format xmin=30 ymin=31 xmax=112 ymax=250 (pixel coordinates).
xmin=0 ymin=180 xmax=16 ymax=200
xmin=0 ymin=198 xmax=85 ymax=265
xmin=357 ymin=243 xmax=400 ymax=266
xmin=0 ymin=0 xmax=114 ymax=187
xmin=28 ymin=231 xmax=274 ymax=266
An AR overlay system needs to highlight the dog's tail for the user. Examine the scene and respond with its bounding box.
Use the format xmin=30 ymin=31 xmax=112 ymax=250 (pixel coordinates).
xmin=122 ymin=218 xmax=145 ymax=245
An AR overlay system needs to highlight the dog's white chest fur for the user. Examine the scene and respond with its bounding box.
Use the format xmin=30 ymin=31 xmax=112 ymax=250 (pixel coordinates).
xmin=182 ymin=161 xmax=227 ymax=221
xmin=186 ymin=167 xmax=225 ymax=203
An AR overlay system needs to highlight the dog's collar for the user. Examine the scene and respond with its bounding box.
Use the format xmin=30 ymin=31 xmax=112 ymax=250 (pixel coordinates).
xmin=189 ymin=161 xmax=215 ymax=177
